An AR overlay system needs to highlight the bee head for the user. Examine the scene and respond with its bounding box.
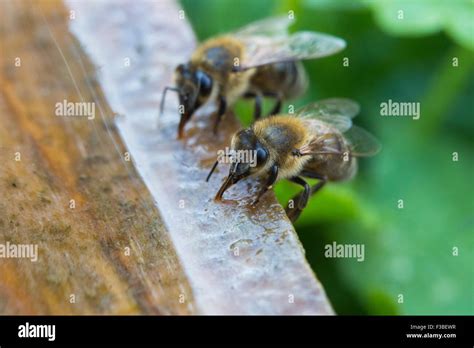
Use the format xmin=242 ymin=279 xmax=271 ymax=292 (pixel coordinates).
xmin=215 ymin=128 xmax=269 ymax=201
xmin=175 ymin=63 xmax=213 ymax=138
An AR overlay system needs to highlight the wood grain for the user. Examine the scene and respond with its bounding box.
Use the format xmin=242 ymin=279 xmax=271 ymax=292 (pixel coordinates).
xmin=0 ymin=0 xmax=194 ymax=314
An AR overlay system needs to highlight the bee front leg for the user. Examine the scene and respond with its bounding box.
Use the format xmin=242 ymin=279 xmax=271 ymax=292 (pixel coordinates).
xmin=251 ymin=164 xmax=278 ymax=206
xmin=212 ymin=95 xmax=227 ymax=134
xmin=286 ymin=176 xmax=326 ymax=222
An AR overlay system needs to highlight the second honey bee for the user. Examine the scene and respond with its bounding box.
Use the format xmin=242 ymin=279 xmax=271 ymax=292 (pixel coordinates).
xmin=206 ymin=99 xmax=381 ymax=222
xmin=160 ymin=16 xmax=346 ymax=138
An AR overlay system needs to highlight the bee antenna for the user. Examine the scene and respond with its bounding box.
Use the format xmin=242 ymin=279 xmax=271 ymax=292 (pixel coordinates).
xmin=158 ymin=86 xmax=180 ymax=129
xmin=206 ymin=160 xmax=219 ymax=182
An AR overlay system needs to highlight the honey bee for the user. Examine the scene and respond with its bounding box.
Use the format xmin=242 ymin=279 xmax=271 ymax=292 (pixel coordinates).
xmin=160 ymin=16 xmax=346 ymax=138
xmin=206 ymin=99 xmax=381 ymax=222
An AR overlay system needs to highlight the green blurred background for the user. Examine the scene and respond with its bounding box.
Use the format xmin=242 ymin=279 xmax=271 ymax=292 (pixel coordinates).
xmin=181 ymin=0 xmax=474 ymax=314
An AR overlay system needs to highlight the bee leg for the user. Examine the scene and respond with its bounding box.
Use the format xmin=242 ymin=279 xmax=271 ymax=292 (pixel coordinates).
xmin=285 ymin=177 xmax=310 ymax=222
xmin=242 ymin=92 xmax=262 ymax=120
xmin=213 ymin=95 xmax=227 ymax=134
xmin=252 ymin=164 xmax=278 ymax=206
xmin=270 ymin=97 xmax=282 ymax=115
xmin=286 ymin=177 xmax=326 ymax=222
xmin=254 ymin=92 xmax=263 ymax=120
xmin=264 ymin=92 xmax=282 ymax=116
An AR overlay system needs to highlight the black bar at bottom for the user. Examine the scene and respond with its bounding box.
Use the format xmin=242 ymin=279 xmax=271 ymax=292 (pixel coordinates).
xmin=0 ymin=315 xmax=472 ymax=345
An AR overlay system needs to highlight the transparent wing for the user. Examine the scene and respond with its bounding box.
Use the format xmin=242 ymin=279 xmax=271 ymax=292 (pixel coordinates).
xmin=238 ymin=31 xmax=346 ymax=70
xmin=232 ymin=16 xmax=292 ymax=38
xmin=302 ymin=128 xmax=380 ymax=157
xmin=296 ymin=98 xmax=360 ymax=132
xmin=344 ymin=126 xmax=381 ymax=157
xmin=298 ymin=132 xmax=348 ymax=157
xmin=301 ymin=120 xmax=380 ymax=157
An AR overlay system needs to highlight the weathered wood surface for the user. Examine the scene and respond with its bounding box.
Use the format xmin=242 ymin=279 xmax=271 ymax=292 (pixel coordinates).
xmin=0 ymin=0 xmax=333 ymax=314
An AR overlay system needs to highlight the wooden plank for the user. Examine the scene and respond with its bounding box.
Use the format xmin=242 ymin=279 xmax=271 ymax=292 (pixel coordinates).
xmin=0 ymin=0 xmax=333 ymax=314
xmin=0 ymin=0 xmax=194 ymax=315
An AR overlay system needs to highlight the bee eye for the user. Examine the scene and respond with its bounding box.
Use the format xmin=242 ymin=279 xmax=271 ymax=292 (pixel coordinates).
xmin=255 ymin=148 xmax=268 ymax=166
xmin=195 ymin=70 xmax=213 ymax=96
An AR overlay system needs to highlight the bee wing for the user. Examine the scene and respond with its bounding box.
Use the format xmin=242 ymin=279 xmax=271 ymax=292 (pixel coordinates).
xmin=343 ymin=126 xmax=381 ymax=157
xmin=300 ymin=103 xmax=380 ymax=157
xmin=303 ymin=126 xmax=381 ymax=158
xmin=237 ymin=31 xmax=346 ymax=70
xmin=233 ymin=16 xmax=292 ymax=38
xmin=296 ymin=98 xmax=360 ymax=132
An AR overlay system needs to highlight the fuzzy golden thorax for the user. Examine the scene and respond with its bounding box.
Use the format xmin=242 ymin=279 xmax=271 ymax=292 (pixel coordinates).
xmin=252 ymin=115 xmax=314 ymax=180
xmin=190 ymin=36 xmax=246 ymax=82
xmin=190 ymin=36 xmax=255 ymax=106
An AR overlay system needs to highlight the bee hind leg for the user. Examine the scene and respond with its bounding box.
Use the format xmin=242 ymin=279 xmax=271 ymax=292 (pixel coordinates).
xmin=286 ymin=176 xmax=326 ymax=222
